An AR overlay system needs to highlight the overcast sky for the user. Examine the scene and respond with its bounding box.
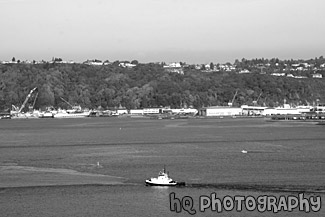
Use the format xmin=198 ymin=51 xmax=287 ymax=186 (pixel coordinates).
xmin=1 ymin=0 xmax=324 ymax=63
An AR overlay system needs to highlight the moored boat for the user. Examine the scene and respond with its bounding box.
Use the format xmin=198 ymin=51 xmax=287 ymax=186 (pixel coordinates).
xmin=39 ymin=111 xmax=54 ymax=118
xmin=53 ymin=109 xmax=90 ymax=118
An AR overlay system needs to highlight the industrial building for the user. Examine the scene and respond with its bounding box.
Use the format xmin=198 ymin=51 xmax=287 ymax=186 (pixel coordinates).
xmin=199 ymin=106 xmax=242 ymax=117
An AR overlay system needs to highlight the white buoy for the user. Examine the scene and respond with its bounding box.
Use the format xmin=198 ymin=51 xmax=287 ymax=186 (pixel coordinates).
xmin=241 ymin=150 xmax=248 ymax=154
xmin=97 ymin=161 xmax=100 ymax=167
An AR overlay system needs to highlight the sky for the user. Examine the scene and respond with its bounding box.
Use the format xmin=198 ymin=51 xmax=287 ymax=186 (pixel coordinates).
xmin=1 ymin=0 xmax=325 ymax=64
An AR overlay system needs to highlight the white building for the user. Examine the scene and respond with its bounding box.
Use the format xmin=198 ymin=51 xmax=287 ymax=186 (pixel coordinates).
xmin=129 ymin=109 xmax=144 ymax=115
xmin=262 ymin=104 xmax=303 ymax=116
xmin=263 ymin=108 xmax=300 ymax=116
xmin=296 ymin=106 xmax=313 ymax=113
xmin=312 ymin=73 xmax=322 ymax=78
xmin=119 ymin=62 xmax=136 ymax=68
xmin=315 ymin=104 xmax=325 ymax=113
xmin=83 ymin=60 xmax=103 ymax=65
xmin=238 ymin=69 xmax=251 ymax=74
xmin=294 ymin=75 xmax=307 ymax=79
xmin=170 ymin=108 xmax=198 ymax=115
xmin=200 ymin=106 xmax=242 ymax=117
xmin=113 ymin=109 xmax=128 ymax=115
xmin=241 ymin=105 xmax=268 ymax=116
xmin=143 ymin=108 xmax=162 ymax=114
xmin=164 ymin=62 xmax=181 ymax=68
xmin=271 ymin=73 xmax=286 ymax=76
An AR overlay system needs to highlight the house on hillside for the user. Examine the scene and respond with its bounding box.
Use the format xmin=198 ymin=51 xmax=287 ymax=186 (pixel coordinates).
xmin=271 ymin=72 xmax=285 ymax=76
xmin=238 ymin=69 xmax=251 ymax=74
xmin=294 ymin=75 xmax=308 ymax=79
xmin=83 ymin=59 xmax=103 ymax=65
xmin=119 ymin=62 xmax=136 ymax=68
xmin=312 ymin=73 xmax=322 ymax=78
xmin=163 ymin=62 xmax=184 ymax=74
xmin=163 ymin=62 xmax=181 ymax=68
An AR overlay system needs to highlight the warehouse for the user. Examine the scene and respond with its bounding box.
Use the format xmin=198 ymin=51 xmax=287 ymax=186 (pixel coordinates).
xmin=199 ymin=106 xmax=242 ymax=117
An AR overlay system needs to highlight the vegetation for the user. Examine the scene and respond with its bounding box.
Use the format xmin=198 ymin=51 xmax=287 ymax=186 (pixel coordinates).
xmin=1 ymin=58 xmax=325 ymax=112
xmin=234 ymin=56 xmax=325 ymax=76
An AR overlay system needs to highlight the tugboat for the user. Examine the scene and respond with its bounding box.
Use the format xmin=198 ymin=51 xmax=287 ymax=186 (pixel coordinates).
xmin=145 ymin=166 xmax=182 ymax=186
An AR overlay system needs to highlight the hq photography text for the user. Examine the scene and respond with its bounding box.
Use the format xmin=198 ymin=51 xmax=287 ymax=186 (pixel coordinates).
xmin=169 ymin=192 xmax=322 ymax=215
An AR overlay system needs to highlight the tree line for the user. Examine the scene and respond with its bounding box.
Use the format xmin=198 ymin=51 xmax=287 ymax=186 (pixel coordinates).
xmin=1 ymin=61 xmax=325 ymax=112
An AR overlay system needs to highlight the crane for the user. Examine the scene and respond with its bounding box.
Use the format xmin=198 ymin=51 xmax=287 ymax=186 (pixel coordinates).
xmin=29 ymin=92 xmax=39 ymax=110
xmin=59 ymin=97 xmax=74 ymax=108
xmin=12 ymin=105 xmax=18 ymax=111
xmin=228 ymin=90 xmax=238 ymax=107
xmin=59 ymin=97 xmax=81 ymax=112
xmin=253 ymin=92 xmax=263 ymax=106
xmin=18 ymin=87 xmax=37 ymax=113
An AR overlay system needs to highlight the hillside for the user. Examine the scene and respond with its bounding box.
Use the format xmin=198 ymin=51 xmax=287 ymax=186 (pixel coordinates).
xmin=1 ymin=62 xmax=325 ymax=111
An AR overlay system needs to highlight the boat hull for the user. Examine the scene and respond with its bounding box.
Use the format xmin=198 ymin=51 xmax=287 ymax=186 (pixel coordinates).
xmin=145 ymin=180 xmax=177 ymax=186
xmin=39 ymin=113 xmax=54 ymax=118
xmin=54 ymin=112 xmax=90 ymax=118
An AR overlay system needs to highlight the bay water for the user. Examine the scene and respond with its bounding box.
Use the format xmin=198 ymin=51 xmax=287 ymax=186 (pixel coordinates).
xmin=0 ymin=117 xmax=324 ymax=216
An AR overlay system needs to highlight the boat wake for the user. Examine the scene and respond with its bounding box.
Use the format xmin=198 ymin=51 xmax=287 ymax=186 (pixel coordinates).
xmin=1 ymin=182 xmax=324 ymax=195
xmin=184 ymin=183 xmax=325 ymax=194
xmin=0 ymin=165 xmax=126 ymax=188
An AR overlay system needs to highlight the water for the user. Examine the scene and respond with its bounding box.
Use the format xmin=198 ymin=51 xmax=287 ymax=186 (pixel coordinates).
xmin=0 ymin=117 xmax=324 ymax=216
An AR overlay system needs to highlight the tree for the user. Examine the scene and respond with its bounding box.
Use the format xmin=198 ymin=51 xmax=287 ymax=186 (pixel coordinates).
xmin=53 ymin=57 xmax=63 ymax=62
xmin=12 ymin=57 xmax=16 ymax=62
xmin=131 ymin=60 xmax=139 ymax=65
xmin=210 ymin=62 xmax=214 ymax=70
